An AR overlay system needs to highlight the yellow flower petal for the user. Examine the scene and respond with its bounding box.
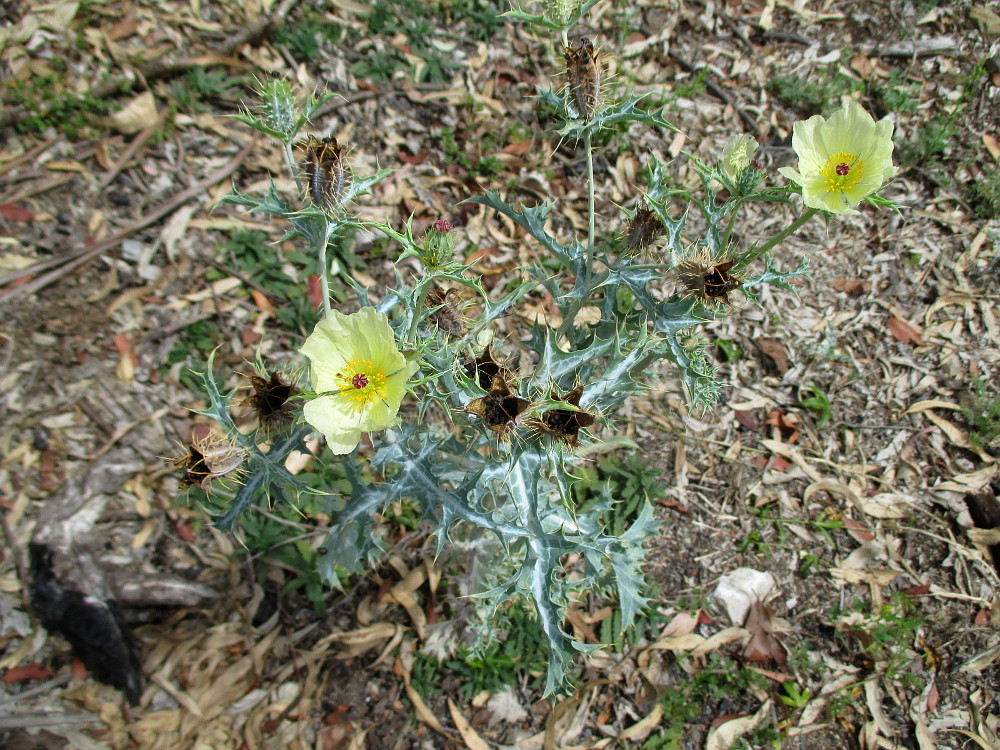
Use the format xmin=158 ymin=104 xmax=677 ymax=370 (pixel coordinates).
xmin=784 ymin=101 xmax=896 ymax=214
xmin=299 ymin=307 xmax=416 ymax=453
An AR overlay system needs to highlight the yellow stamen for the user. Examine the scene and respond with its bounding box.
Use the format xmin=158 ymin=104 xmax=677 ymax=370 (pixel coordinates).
xmin=819 ymin=151 xmax=864 ymax=193
xmin=335 ymin=358 xmax=388 ymax=412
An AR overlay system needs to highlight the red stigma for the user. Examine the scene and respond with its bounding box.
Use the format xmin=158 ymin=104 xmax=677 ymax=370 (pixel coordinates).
xmin=352 ymin=373 xmax=369 ymax=389
xmin=836 ymin=163 xmax=850 ymax=176
xmin=433 ymin=219 xmax=452 ymax=233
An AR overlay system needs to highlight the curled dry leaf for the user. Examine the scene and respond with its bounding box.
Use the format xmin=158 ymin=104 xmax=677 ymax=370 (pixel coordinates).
xmin=887 ymin=315 xmax=928 ymax=346
xmin=743 ymin=601 xmax=787 ymax=665
xmin=705 ymin=699 xmax=773 ymax=750
xmin=713 ymin=568 xmax=776 ymax=626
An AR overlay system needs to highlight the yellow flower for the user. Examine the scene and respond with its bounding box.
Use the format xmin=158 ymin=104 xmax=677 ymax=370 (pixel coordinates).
xmin=299 ymin=307 xmax=417 ymax=454
xmin=778 ymin=101 xmax=896 ymax=215
xmin=720 ymin=133 xmax=758 ymax=183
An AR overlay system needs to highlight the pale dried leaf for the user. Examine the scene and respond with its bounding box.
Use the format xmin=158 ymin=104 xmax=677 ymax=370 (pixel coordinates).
xmin=705 ymin=700 xmax=773 ymax=750
xmin=487 ymin=687 xmax=529 ymax=726
xmin=713 ymin=568 xmax=776 ymax=625
xmin=448 ymin=698 xmax=490 ymax=750
xmin=103 ymin=92 xmax=158 ymax=134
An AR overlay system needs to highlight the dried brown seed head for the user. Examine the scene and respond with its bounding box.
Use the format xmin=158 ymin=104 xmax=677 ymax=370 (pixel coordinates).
xmin=678 ymin=254 xmax=742 ymax=306
xmin=241 ymin=370 xmax=298 ymax=433
xmin=172 ymin=431 xmax=247 ymax=490
xmin=622 ymin=205 xmax=666 ymax=256
xmin=463 ymin=345 xmax=513 ymax=391
xmin=532 ymin=384 xmax=596 ymax=446
xmin=464 ymin=375 xmax=531 ymax=438
xmin=299 ymin=135 xmax=350 ymax=211
xmin=426 ymin=287 xmax=468 ymax=337
xmin=564 ymin=38 xmax=605 ymax=121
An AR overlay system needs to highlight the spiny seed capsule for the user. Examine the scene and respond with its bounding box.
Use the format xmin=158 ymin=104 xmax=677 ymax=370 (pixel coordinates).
xmin=622 ymin=205 xmax=666 ymax=256
xmin=464 ymin=374 xmax=531 ymax=438
xmin=463 ymin=345 xmax=513 ymax=391
xmin=532 ymin=384 xmax=596 ymax=446
xmin=299 ymin=135 xmax=350 ymax=212
xmin=172 ymin=431 xmax=247 ymax=490
xmin=241 ymin=370 xmax=298 ymax=433
xmin=678 ymin=253 xmax=743 ymax=306
xmin=426 ymin=287 xmax=467 ymax=337
xmin=564 ymin=38 xmax=605 ymax=121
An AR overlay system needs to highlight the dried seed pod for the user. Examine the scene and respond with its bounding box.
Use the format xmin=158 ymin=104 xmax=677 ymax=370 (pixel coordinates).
xmin=426 ymin=287 xmax=467 ymax=337
xmin=299 ymin=135 xmax=350 ymax=211
xmin=172 ymin=431 xmax=247 ymax=490
xmin=622 ymin=205 xmax=665 ymax=256
xmin=532 ymin=384 xmax=596 ymax=446
xmin=241 ymin=370 xmax=298 ymax=433
xmin=564 ymin=38 xmax=605 ymax=120
xmin=463 ymin=345 xmax=513 ymax=391
xmin=464 ymin=375 xmax=531 ymax=438
xmin=678 ymin=251 xmax=743 ymax=306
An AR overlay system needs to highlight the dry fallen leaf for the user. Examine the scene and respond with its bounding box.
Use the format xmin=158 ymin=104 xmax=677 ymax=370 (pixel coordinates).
xmin=743 ymin=601 xmax=786 ymax=665
xmin=713 ymin=568 xmax=776 ymax=626
xmin=757 ymin=337 xmax=790 ymax=374
xmin=985 ymin=133 xmax=1000 ymax=163
xmin=705 ymin=700 xmax=773 ymax=750
xmin=887 ymin=315 xmax=928 ymax=346
xmin=831 ymin=277 xmax=871 ymax=295
xmin=103 ymin=91 xmax=158 ymax=134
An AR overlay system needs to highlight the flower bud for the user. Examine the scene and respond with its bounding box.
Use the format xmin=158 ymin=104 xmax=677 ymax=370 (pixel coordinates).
xmin=545 ymin=0 xmax=580 ymax=27
xmin=419 ymin=219 xmax=456 ymax=268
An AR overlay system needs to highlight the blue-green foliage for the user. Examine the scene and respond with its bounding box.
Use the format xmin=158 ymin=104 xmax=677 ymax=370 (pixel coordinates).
xmin=191 ymin=21 xmax=812 ymax=696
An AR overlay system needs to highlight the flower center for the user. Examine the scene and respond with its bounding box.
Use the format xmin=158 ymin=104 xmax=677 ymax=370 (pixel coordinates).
xmin=336 ymin=358 xmax=387 ymax=412
xmin=819 ymin=152 xmax=864 ymax=192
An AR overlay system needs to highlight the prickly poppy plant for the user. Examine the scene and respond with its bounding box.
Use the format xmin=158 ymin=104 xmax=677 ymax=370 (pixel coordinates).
xmin=181 ymin=33 xmax=899 ymax=695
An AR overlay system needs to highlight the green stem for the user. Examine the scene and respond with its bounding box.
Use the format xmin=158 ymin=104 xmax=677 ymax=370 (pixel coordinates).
xmin=407 ymin=277 xmax=432 ymax=344
xmin=284 ymin=140 xmax=302 ymax=193
xmin=317 ymin=223 xmax=335 ymax=318
xmin=732 ymin=207 xmax=818 ymax=274
xmin=555 ymin=132 xmax=599 ymax=341
xmin=585 ymin=130 xmax=595 ymax=251
xmin=720 ymin=197 xmax=744 ymax=250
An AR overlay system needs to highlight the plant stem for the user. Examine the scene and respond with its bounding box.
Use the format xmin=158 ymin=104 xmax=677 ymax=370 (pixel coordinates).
xmin=284 ymin=141 xmax=301 ymax=190
xmin=318 ymin=223 xmax=335 ymax=318
xmin=585 ymin=130 xmax=595 ymax=251
xmin=555 ymin=132 xmax=599 ymax=341
xmin=721 ymin=197 xmax=744 ymax=250
xmin=407 ymin=278 xmax=431 ymax=344
xmin=732 ymin=207 xmax=818 ymax=274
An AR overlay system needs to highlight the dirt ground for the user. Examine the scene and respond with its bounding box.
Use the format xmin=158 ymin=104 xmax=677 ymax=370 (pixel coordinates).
xmin=1 ymin=1 xmax=999 ymax=748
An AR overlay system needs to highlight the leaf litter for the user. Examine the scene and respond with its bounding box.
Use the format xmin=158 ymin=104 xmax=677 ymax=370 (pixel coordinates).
xmin=1 ymin=0 xmax=999 ymax=748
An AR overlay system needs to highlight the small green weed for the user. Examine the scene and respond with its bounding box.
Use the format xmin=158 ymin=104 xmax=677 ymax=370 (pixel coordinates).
xmin=167 ymin=319 xmax=223 ymax=389
xmin=213 ymin=229 xmax=325 ymax=334
xmin=8 ymin=75 xmax=110 ymax=139
xmin=962 ymin=376 xmax=1000 ymax=455
xmin=641 ymin=652 xmax=772 ymax=749
xmin=800 ymin=385 xmax=833 ymax=428
xmin=716 ymin=339 xmax=741 ymax=362
xmin=411 ymin=603 xmax=549 ymax=700
xmin=779 ymin=681 xmax=812 ymax=708
xmin=832 ymin=592 xmax=925 ymax=685
xmin=868 ymin=69 xmax=920 ymax=116
xmin=274 ymin=9 xmax=343 ymax=63
xmin=767 ymin=66 xmax=860 ymax=117
xmin=169 ymin=67 xmax=245 ymax=114
xmin=573 ymin=452 xmax=666 ymax=536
